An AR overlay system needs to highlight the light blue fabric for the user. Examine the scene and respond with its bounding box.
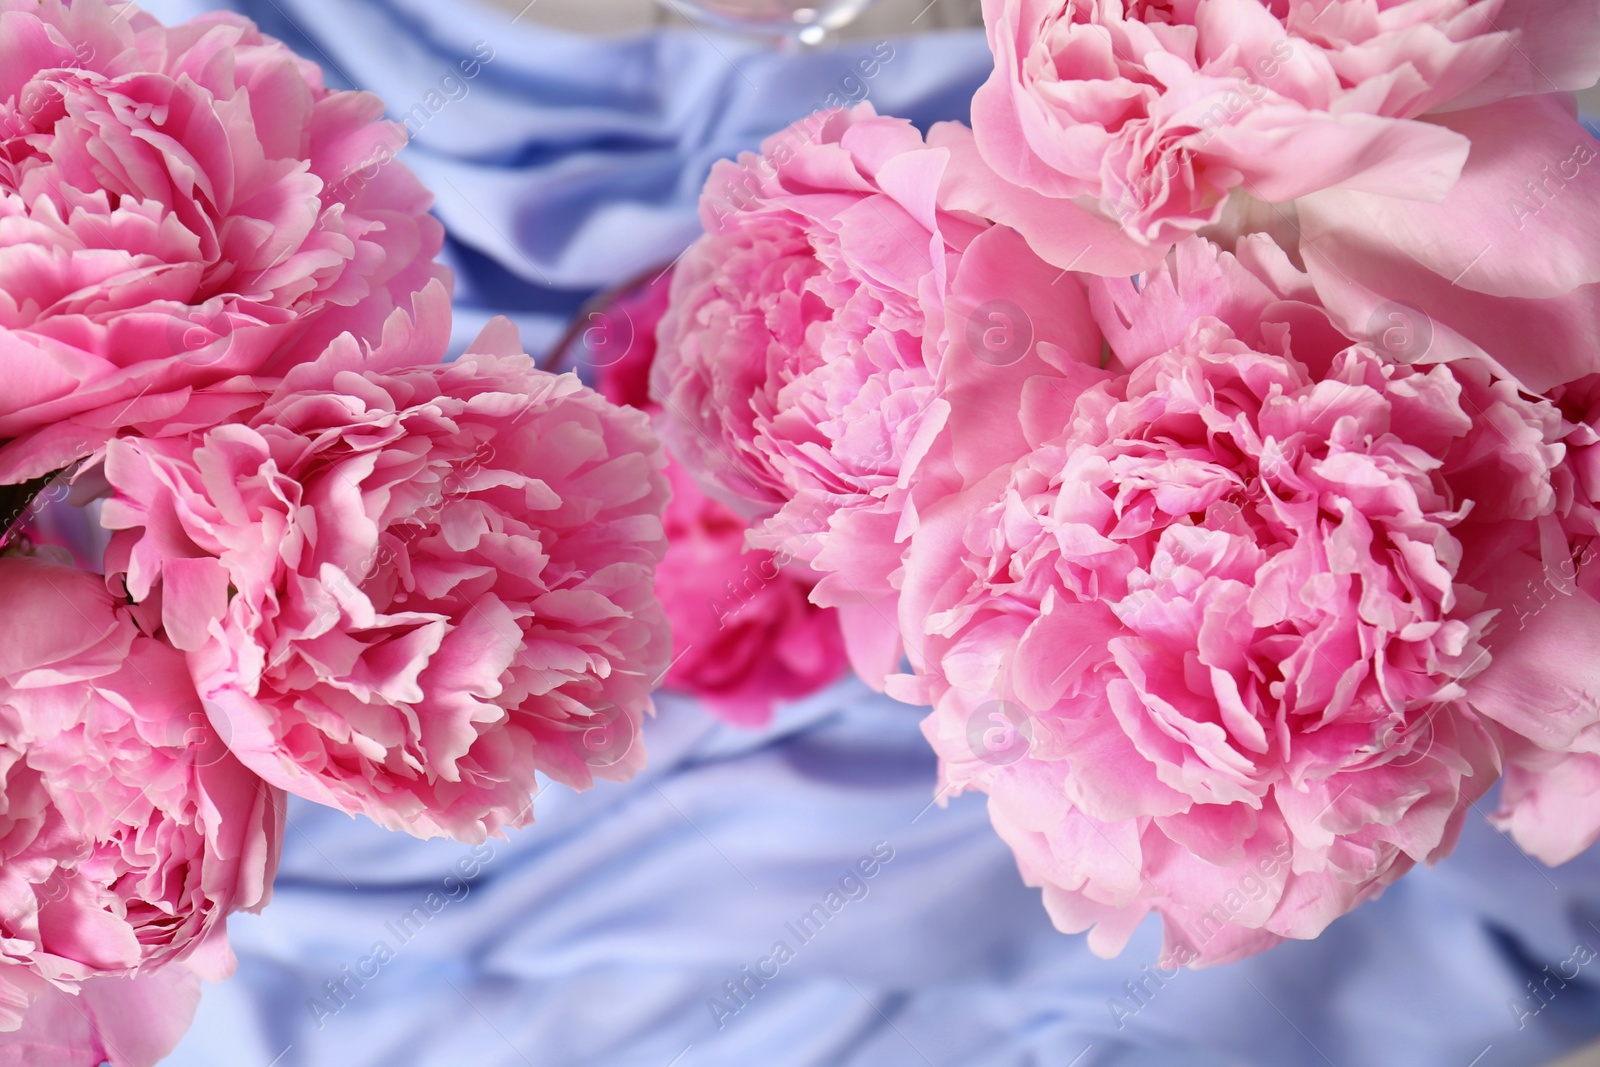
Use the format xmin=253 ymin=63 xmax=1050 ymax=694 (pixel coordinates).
xmin=165 ymin=682 xmax=1600 ymax=1067
xmin=126 ymin=1 xmax=1600 ymax=1063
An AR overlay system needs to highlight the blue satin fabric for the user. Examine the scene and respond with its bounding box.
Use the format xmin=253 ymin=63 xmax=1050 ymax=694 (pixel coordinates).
xmin=126 ymin=1 xmax=1600 ymax=1063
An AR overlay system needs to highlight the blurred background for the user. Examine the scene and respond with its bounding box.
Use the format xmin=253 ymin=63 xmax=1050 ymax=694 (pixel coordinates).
xmin=120 ymin=0 xmax=1600 ymax=1064
xmin=479 ymin=0 xmax=981 ymax=38
xmin=485 ymin=0 xmax=1600 ymax=116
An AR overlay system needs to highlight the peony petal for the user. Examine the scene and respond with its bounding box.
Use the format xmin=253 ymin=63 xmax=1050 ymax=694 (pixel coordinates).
xmin=1300 ymin=97 xmax=1600 ymax=300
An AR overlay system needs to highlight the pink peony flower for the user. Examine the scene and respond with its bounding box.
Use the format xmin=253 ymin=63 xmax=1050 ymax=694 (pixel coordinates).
xmin=0 ymin=557 xmax=282 ymax=1037
xmin=0 ymin=0 xmax=447 ymax=484
xmin=893 ymin=236 xmax=1574 ymax=965
xmin=956 ymin=0 xmax=1600 ymax=273
xmin=652 ymin=103 xmax=1104 ymax=685
xmin=101 ymin=301 xmax=672 ymax=842
xmin=0 ymin=967 xmax=202 ymax=1067
xmin=585 ymin=273 xmax=848 ymax=728
xmin=653 ymin=461 xmax=850 ymax=727
xmin=1467 ymin=372 xmax=1600 ymax=865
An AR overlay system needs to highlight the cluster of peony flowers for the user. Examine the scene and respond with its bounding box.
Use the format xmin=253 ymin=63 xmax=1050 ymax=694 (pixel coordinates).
xmin=6 ymin=0 xmax=1600 ymax=1057
xmin=651 ymin=1 xmax=1600 ymax=967
xmin=0 ymin=3 xmax=675 ymax=1062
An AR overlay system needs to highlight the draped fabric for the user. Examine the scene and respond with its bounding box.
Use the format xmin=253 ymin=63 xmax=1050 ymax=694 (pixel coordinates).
xmin=128 ymin=2 xmax=1600 ymax=1063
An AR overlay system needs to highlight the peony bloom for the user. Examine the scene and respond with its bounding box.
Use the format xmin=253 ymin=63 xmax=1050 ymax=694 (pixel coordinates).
xmin=652 ymin=460 xmax=850 ymax=727
xmin=957 ymin=0 xmax=1600 ymax=273
xmin=0 ymin=557 xmax=282 ymax=1043
xmin=0 ymin=0 xmax=446 ymax=484
xmin=894 ymin=237 xmax=1573 ymax=965
xmin=581 ymin=272 xmax=848 ymax=728
xmin=102 ymin=302 xmax=672 ymax=842
xmin=652 ymin=103 xmax=1104 ymax=684
xmin=0 ymin=968 xmax=203 ymax=1067
xmin=1469 ymin=372 xmax=1600 ymax=865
